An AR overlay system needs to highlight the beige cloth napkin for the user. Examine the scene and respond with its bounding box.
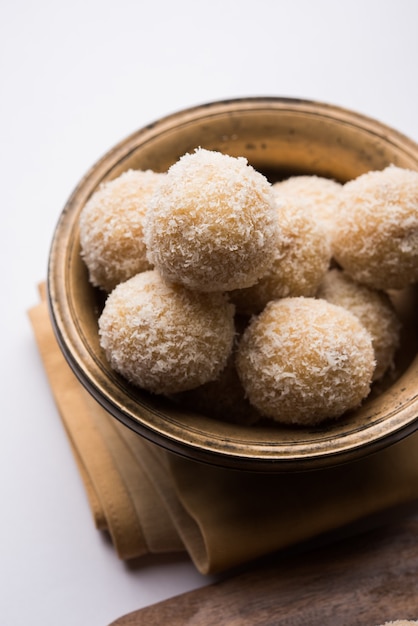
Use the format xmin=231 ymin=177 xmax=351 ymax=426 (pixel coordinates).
xmin=28 ymin=287 xmax=418 ymax=575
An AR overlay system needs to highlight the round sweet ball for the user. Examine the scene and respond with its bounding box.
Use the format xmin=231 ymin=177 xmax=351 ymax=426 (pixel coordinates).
xmin=172 ymin=318 xmax=260 ymax=426
xmin=230 ymin=198 xmax=331 ymax=315
xmin=172 ymin=349 xmax=261 ymax=426
xmin=98 ymin=270 xmax=235 ymax=395
xmin=144 ymin=148 xmax=279 ymax=292
xmin=235 ymin=297 xmax=375 ymax=426
xmin=273 ymin=174 xmax=342 ymax=232
xmin=333 ymin=165 xmax=418 ymax=290
xmin=317 ymin=269 xmax=401 ymax=381
xmin=79 ymin=169 xmax=165 ymax=292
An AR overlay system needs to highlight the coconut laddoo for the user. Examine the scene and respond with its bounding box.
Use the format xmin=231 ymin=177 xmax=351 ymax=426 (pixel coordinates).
xmin=317 ymin=268 xmax=401 ymax=381
xmin=144 ymin=148 xmax=279 ymax=292
xmin=98 ymin=270 xmax=235 ymax=395
xmin=230 ymin=198 xmax=331 ymax=315
xmin=273 ymin=174 xmax=342 ymax=233
xmin=172 ymin=348 xmax=260 ymax=426
xmin=172 ymin=317 xmax=260 ymax=426
xmin=333 ymin=165 xmax=418 ymax=290
xmin=236 ymin=297 xmax=375 ymax=426
xmin=80 ymin=169 xmax=164 ymax=292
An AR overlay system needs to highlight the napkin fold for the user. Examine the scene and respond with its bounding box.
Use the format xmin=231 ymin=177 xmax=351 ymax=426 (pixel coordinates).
xmin=28 ymin=286 xmax=418 ymax=575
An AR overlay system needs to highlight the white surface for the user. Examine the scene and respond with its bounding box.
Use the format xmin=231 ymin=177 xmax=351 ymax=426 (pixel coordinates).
xmin=2 ymin=0 xmax=418 ymax=624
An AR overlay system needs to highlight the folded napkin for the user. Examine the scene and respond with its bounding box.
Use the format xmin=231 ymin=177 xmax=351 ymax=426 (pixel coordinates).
xmin=28 ymin=286 xmax=418 ymax=575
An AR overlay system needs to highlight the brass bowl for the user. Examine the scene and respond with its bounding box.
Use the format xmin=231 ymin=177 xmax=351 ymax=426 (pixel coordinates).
xmin=47 ymin=97 xmax=418 ymax=472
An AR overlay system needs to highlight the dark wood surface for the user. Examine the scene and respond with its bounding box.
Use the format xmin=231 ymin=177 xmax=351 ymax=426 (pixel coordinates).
xmin=110 ymin=510 xmax=418 ymax=626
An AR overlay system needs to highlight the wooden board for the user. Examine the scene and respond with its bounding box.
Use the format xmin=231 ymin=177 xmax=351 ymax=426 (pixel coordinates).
xmin=109 ymin=509 xmax=418 ymax=625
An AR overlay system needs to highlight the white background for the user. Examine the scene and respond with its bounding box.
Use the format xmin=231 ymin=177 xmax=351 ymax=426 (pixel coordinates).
xmin=2 ymin=1 xmax=418 ymax=624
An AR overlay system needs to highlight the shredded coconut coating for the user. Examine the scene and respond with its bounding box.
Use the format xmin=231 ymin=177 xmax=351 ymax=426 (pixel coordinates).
xmin=143 ymin=148 xmax=279 ymax=292
xmin=236 ymin=297 xmax=375 ymax=426
xmin=230 ymin=198 xmax=331 ymax=315
xmin=273 ymin=175 xmax=342 ymax=234
xmin=98 ymin=270 xmax=235 ymax=395
xmin=333 ymin=165 xmax=418 ymax=289
xmin=317 ymin=268 xmax=401 ymax=381
xmin=171 ymin=319 xmax=260 ymax=425
xmin=79 ymin=169 xmax=165 ymax=292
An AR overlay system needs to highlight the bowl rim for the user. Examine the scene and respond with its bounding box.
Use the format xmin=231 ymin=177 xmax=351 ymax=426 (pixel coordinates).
xmin=47 ymin=95 xmax=418 ymax=472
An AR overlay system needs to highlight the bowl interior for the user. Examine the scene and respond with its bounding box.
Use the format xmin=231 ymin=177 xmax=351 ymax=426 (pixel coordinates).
xmin=48 ymin=97 xmax=418 ymax=471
